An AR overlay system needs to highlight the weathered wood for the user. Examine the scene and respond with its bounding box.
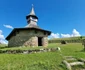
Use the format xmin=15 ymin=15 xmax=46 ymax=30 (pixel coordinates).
xmin=69 ymin=62 xmax=84 ymax=66
xmin=63 ymin=60 xmax=72 ymax=70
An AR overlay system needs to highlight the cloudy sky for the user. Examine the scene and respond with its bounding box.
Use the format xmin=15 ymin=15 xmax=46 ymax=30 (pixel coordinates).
xmin=0 ymin=0 xmax=85 ymax=43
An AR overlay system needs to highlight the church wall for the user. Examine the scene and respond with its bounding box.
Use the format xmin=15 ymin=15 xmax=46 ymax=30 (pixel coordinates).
xmin=24 ymin=36 xmax=38 ymax=47
xmin=8 ymin=30 xmax=49 ymax=47
xmin=42 ymin=37 xmax=48 ymax=47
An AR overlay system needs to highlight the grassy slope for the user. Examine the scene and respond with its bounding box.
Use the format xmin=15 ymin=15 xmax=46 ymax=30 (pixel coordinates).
xmin=0 ymin=43 xmax=85 ymax=70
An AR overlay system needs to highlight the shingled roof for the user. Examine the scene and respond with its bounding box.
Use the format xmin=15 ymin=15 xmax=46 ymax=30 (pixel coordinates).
xmin=26 ymin=5 xmax=38 ymax=19
xmin=6 ymin=27 xmax=51 ymax=40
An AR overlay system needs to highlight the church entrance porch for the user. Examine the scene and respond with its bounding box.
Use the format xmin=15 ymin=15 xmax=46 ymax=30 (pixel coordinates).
xmin=38 ymin=37 xmax=43 ymax=46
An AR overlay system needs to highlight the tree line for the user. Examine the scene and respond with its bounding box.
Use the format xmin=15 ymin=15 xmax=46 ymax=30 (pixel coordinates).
xmin=49 ymin=39 xmax=82 ymax=43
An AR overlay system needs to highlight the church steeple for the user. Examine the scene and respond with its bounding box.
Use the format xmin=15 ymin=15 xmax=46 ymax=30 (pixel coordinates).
xmin=29 ymin=4 xmax=35 ymax=15
xmin=26 ymin=5 xmax=38 ymax=28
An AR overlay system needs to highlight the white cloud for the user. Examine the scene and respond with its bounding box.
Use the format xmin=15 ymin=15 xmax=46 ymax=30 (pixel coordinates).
xmin=49 ymin=33 xmax=60 ymax=39
xmin=0 ymin=30 xmax=4 ymax=40
xmin=0 ymin=30 xmax=2 ymax=35
xmin=72 ymin=29 xmax=81 ymax=37
xmin=61 ymin=29 xmax=81 ymax=38
xmin=0 ymin=30 xmax=7 ymax=44
xmin=49 ymin=29 xmax=81 ymax=39
xmin=3 ymin=24 xmax=13 ymax=29
xmin=61 ymin=34 xmax=71 ymax=38
xmin=0 ymin=40 xmax=7 ymax=44
xmin=0 ymin=35 xmax=5 ymax=40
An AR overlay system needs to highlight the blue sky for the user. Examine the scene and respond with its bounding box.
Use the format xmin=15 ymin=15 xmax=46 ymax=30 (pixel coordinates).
xmin=0 ymin=0 xmax=85 ymax=43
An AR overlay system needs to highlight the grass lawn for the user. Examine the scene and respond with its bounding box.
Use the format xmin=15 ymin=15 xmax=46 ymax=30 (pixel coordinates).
xmin=0 ymin=43 xmax=85 ymax=70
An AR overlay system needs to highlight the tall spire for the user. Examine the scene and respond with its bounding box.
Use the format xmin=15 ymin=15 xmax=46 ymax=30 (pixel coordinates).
xmin=26 ymin=4 xmax=38 ymax=28
xmin=29 ymin=4 xmax=35 ymax=15
xmin=26 ymin=4 xmax=38 ymax=19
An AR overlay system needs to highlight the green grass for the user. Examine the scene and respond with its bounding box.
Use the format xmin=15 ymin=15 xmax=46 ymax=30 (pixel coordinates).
xmin=0 ymin=46 xmax=42 ymax=50
xmin=0 ymin=52 xmax=62 ymax=70
xmin=0 ymin=43 xmax=85 ymax=70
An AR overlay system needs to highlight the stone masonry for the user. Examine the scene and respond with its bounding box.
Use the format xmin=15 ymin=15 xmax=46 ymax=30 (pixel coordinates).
xmin=8 ymin=30 xmax=48 ymax=47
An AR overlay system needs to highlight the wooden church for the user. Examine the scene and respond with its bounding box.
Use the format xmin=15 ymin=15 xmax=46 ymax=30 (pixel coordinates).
xmin=6 ymin=6 xmax=51 ymax=47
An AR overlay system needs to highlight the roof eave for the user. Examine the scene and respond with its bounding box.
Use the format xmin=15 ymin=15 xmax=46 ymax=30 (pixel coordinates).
xmin=6 ymin=28 xmax=51 ymax=40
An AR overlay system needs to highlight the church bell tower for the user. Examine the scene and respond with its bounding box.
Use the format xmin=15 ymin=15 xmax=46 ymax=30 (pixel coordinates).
xmin=26 ymin=5 xmax=38 ymax=28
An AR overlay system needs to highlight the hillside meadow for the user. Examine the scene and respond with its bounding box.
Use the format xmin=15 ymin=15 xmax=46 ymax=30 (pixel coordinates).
xmin=49 ymin=36 xmax=85 ymax=43
xmin=0 ymin=43 xmax=85 ymax=70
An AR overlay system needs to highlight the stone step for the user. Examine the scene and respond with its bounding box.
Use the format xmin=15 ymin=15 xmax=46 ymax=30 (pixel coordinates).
xmin=63 ymin=56 xmax=85 ymax=70
xmin=72 ymin=68 xmax=85 ymax=70
xmin=69 ymin=62 xmax=84 ymax=66
xmin=78 ymin=58 xmax=85 ymax=63
xmin=63 ymin=60 xmax=72 ymax=70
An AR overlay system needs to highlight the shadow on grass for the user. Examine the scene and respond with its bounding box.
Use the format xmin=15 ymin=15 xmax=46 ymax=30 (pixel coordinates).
xmin=0 ymin=46 xmax=17 ymax=49
xmin=80 ymin=49 xmax=85 ymax=52
xmin=0 ymin=46 xmax=8 ymax=49
xmin=59 ymin=63 xmax=67 ymax=70
xmin=72 ymin=65 xmax=85 ymax=70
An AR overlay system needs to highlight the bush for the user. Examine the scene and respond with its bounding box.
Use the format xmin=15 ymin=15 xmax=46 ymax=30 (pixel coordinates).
xmin=61 ymin=40 xmax=66 ymax=44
